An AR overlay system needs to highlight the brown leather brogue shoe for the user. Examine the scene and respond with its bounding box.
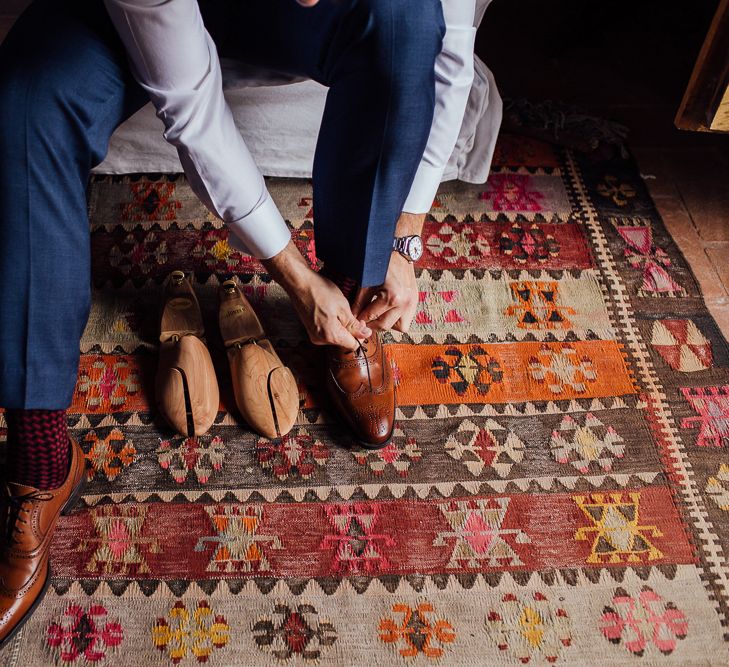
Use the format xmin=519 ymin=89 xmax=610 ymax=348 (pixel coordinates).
xmin=325 ymin=331 xmax=395 ymax=449
xmin=0 ymin=438 xmax=86 ymax=649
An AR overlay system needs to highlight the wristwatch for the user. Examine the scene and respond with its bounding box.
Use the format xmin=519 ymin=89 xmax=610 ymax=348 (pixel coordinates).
xmin=392 ymin=234 xmax=423 ymax=263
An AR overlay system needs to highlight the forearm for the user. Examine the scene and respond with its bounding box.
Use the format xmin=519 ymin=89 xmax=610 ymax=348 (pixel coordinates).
xmin=263 ymin=241 xmax=371 ymax=348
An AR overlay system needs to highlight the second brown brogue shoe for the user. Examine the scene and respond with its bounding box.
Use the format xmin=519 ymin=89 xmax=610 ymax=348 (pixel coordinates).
xmin=0 ymin=438 xmax=86 ymax=649
xmin=325 ymin=331 xmax=395 ymax=448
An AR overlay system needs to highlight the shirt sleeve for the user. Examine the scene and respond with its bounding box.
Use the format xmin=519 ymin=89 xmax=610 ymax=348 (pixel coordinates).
xmin=103 ymin=0 xmax=290 ymax=259
xmin=402 ymin=0 xmax=477 ymax=214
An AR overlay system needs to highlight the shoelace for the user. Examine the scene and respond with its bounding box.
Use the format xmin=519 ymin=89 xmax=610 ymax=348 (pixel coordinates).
xmin=352 ymin=339 xmax=369 ymax=357
xmin=2 ymin=488 xmax=54 ymax=546
xmin=350 ymin=339 xmax=374 ymax=391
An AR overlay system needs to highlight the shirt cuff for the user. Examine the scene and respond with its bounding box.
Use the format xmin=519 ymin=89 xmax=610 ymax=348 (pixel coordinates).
xmin=226 ymin=194 xmax=291 ymax=259
xmin=402 ymin=161 xmax=445 ymax=214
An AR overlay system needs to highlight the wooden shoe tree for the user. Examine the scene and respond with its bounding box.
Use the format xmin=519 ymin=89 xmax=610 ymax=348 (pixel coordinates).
xmin=156 ymin=271 xmax=219 ymax=437
xmin=219 ymin=279 xmax=299 ymax=438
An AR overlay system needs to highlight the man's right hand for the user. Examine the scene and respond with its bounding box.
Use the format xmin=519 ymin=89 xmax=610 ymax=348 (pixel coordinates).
xmin=262 ymin=241 xmax=371 ymax=351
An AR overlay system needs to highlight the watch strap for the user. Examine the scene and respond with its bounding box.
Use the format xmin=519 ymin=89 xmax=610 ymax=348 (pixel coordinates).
xmin=393 ymin=236 xmax=412 ymax=262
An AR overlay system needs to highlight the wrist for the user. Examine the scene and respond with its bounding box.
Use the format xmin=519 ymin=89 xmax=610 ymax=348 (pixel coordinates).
xmin=395 ymin=212 xmax=426 ymax=237
xmin=391 ymin=251 xmax=415 ymax=271
xmin=261 ymin=240 xmax=312 ymax=295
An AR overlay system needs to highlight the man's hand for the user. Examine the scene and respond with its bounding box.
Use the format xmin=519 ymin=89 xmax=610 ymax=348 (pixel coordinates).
xmin=352 ymin=253 xmax=418 ymax=333
xmin=262 ymin=241 xmax=371 ymax=350
xmin=352 ymin=212 xmax=425 ymax=334
xmin=292 ymin=271 xmax=373 ymax=350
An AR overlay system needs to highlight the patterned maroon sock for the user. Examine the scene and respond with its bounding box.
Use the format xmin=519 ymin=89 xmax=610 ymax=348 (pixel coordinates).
xmin=5 ymin=409 xmax=70 ymax=490
xmin=320 ymin=266 xmax=359 ymax=303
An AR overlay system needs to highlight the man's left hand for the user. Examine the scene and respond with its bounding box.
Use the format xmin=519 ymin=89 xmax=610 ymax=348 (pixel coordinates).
xmin=352 ymin=252 xmax=419 ymax=333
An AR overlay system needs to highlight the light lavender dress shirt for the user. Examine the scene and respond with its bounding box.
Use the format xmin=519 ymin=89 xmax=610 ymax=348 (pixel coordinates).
xmin=104 ymin=0 xmax=477 ymax=260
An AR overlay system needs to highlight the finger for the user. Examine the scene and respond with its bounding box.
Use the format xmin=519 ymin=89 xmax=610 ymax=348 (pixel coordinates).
xmin=393 ymin=315 xmax=413 ymax=334
xmin=369 ymin=308 xmax=402 ymax=332
xmin=332 ymin=323 xmax=361 ymax=351
xmin=393 ymin=317 xmax=409 ymax=334
xmin=358 ymin=296 xmax=392 ymax=324
xmin=355 ymin=290 xmax=387 ymax=321
xmin=343 ymin=315 xmax=372 ymax=340
xmin=394 ymin=302 xmax=418 ymax=333
xmin=351 ymin=287 xmax=377 ymax=317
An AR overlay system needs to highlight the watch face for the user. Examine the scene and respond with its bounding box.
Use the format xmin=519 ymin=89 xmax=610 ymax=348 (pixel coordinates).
xmin=408 ymin=235 xmax=423 ymax=261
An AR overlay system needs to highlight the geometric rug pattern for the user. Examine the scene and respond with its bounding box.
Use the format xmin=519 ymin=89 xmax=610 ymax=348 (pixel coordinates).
xmin=2 ymin=133 xmax=729 ymax=665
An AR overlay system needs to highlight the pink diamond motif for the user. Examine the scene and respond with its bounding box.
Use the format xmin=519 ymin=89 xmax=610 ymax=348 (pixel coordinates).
xmin=463 ymin=511 xmax=495 ymax=554
xmin=433 ymin=498 xmax=530 ymax=568
xmin=107 ymin=520 xmax=132 ymax=560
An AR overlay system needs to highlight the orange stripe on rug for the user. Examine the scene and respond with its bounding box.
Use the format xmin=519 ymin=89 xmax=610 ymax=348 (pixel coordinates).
xmin=391 ymin=341 xmax=636 ymax=405
xmin=70 ymin=341 xmax=636 ymax=414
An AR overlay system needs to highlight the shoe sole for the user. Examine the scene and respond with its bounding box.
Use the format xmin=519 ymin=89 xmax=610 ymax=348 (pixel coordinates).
xmin=61 ymin=474 xmax=87 ymax=516
xmin=0 ymin=475 xmax=85 ymax=650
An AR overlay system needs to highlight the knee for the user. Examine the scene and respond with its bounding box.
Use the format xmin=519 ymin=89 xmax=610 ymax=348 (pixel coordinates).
xmin=0 ymin=56 xmax=71 ymax=134
xmin=358 ymin=0 xmax=444 ymax=81
xmin=0 ymin=55 xmax=29 ymax=127
xmin=0 ymin=49 xmax=109 ymax=168
xmin=0 ymin=1 xmax=127 ymax=170
xmin=387 ymin=0 xmax=445 ymax=50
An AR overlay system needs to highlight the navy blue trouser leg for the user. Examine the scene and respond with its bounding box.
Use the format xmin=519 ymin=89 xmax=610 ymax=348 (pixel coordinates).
xmin=224 ymin=0 xmax=445 ymax=286
xmin=0 ymin=0 xmax=146 ymax=409
xmin=312 ymin=0 xmax=445 ymax=286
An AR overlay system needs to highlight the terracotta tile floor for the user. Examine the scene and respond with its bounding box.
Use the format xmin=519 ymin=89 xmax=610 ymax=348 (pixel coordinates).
xmin=633 ymin=146 xmax=729 ymax=339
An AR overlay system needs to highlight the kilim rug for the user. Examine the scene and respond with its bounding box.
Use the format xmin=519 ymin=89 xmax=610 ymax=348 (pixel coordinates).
xmin=2 ymin=133 xmax=729 ymax=666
